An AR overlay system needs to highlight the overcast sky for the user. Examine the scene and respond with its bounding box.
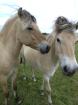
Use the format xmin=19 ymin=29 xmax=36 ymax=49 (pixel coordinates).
xmin=0 ymin=0 xmax=78 ymax=32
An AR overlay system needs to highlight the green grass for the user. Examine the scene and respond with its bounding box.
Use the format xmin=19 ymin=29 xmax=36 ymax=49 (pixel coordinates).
xmin=0 ymin=45 xmax=78 ymax=105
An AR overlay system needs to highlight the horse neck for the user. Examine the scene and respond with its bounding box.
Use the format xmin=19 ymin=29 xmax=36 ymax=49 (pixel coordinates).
xmin=50 ymin=32 xmax=58 ymax=65
xmin=1 ymin=15 xmax=18 ymax=33
xmin=1 ymin=17 xmax=22 ymax=59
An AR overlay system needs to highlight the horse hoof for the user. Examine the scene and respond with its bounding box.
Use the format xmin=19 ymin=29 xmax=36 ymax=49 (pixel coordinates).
xmin=49 ymin=101 xmax=53 ymax=105
xmin=40 ymin=89 xmax=44 ymax=96
xmin=17 ymin=100 xmax=22 ymax=105
xmin=4 ymin=98 xmax=11 ymax=105
xmin=48 ymin=101 xmax=53 ymax=105
xmin=40 ymin=92 xmax=44 ymax=96
xmin=32 ymin=77 xmax=36 ymax=82
xmin=33 ymin=78 xmax=36 ymax=82
xmin=23 ymin=76 xmax=27 ymax=80
xmin=40 ymin=90 xmax=44 ymax=96
xmin=15 ymin=96 xmax=23 ymax=105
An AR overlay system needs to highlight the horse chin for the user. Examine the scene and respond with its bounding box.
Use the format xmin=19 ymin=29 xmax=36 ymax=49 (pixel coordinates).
xmin=40 ymin=49 xmax=49 ymax=54
xmin=63 ymin=70 xmax=75 ymax=76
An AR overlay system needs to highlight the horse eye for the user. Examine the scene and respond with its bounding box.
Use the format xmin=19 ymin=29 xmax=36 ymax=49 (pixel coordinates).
xmin=27 ymin=27 xmax=33 ymax=30
xmin=57 ymin=38 xmax=61 ymax=43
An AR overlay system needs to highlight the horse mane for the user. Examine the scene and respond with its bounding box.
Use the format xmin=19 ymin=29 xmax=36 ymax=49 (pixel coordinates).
xmin=46 ymin=32 xmax=55 ymax=45
xmin=55 ymin=16 xmax=74 ymax=33
xmin=1 ymin=15 xmax=18 ymax=33
xmin=0 ymin=15 xmax=19 ymax=44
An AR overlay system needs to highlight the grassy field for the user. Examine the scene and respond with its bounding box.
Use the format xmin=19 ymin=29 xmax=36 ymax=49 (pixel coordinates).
xmin=0 ymin=45 xmax=78 ymax=105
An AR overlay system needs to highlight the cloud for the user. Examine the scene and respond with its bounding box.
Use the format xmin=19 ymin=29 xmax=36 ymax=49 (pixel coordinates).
xmin=17 ymin=0 xmax=78 ymax=32
xmin=0 ymin=16 xmax=9 ymax=25
xmin=0 ymin=0 xmax=18 ymax=26
xmin=0 ymin=0 xmax=78 ymax=32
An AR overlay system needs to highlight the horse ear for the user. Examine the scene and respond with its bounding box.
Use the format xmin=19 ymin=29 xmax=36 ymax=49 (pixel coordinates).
xmin=18 ymin=8 xmax=31 ymax=19
xmin=18 ymin=7 xmax=23 ymax=17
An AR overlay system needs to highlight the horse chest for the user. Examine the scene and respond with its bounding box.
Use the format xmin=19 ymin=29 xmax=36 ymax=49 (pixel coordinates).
xmin=43 ymin=63 xmax=59 ymax=77
xmin=0 ymin=50 xmax=17 ymax=77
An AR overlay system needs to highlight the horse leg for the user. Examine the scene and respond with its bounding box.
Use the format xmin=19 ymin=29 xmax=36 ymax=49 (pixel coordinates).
xmin=0 ymin=76 xmax=9 ymax=105
xmin=12 ymin=72 xmax=22 ymax=104
xmin=19 ymin=51 xmax=25 ymax=64
xmin=31 ymin=67 xmax=36 ymax=82
xmin=12 ymin=72 xmax=17 ymax=99
xmin=43 ymin=75 xmax=52 ymax=105
xmin=40 ymin=79 xmax=45 ymax=95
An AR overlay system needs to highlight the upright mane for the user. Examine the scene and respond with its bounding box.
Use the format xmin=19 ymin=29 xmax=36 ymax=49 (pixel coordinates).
xmin=46 ymin=16 xmax=76 ymax=46
xmin=1 ymin=15 xmax=18 ymax=34
xmin=18 ymin=7 xmax=36 ymax=23
xmin=55 ymin=16 xmax=75 ymax=33
xmin=0 ymin=15 xmax=18 ymax=42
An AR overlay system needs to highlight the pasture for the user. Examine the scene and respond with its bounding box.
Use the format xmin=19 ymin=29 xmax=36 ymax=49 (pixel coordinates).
xmin=0 ymin=45 xmax=78 ymax=105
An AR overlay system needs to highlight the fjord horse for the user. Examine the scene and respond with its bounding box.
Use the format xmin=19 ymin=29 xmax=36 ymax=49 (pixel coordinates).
xmin=0 ymin=7 xmax=50 ymax=105
xmin=20 ymin=16 xmax=78 ymax=105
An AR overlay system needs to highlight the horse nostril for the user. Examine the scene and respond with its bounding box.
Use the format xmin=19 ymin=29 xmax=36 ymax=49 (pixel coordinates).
xmin=46 ymin=45 xmax=50 ymax=53
xmin=63 ymin=66 xmax=76 ymax=76
xmin=63 ymin=65 xmax=68 ymax=73
xmin=40 ymin=44 xmax=50 ymax=54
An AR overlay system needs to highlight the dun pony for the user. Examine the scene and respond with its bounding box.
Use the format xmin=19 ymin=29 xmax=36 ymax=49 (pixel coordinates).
xmin=0 ymin=7 xmax=50 ymax=105
xmin=20 ymin=16 xmax=78 ymax=105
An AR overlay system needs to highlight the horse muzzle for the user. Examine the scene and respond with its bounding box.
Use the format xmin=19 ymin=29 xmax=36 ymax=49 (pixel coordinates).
xmin=62 ymin=65 xmax=78 ymax=76
xmin=40 ymin=44 xmax=50 ymax=54
xmin=37 ymin=42 xmax=50 ymax=54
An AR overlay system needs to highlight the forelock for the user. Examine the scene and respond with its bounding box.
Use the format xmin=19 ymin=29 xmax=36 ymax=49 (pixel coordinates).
xmin=55 ymin=16 xmax=74 ymax=33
